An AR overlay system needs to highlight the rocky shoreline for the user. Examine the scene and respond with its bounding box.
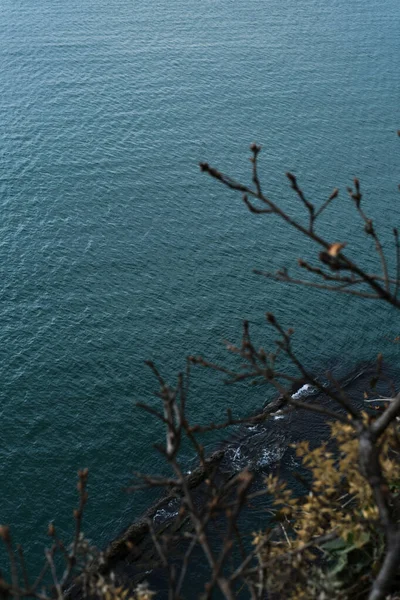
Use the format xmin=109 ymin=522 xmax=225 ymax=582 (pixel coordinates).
xmin=89 ymin=362 xmax=397 ymax=595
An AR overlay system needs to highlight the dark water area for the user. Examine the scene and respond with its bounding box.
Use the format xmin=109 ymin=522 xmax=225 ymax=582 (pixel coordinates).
xmin=0 ymin=0 xmax=399 ymax=579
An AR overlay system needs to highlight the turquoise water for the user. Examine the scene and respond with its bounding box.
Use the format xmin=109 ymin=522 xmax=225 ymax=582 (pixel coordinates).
xmin=0 ymin=0 xmax=399 ymax=572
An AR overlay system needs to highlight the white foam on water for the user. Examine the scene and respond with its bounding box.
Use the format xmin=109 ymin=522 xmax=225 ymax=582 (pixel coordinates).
xmin=291 ymin=384 xmax=316 ymax=400
xmin=256 ymin=445 xmax=285 ymax=468
xmin=272 ymin=409 xmax=285 ymax=421
xmin=153 ymin=500 xmax=179 ymax=524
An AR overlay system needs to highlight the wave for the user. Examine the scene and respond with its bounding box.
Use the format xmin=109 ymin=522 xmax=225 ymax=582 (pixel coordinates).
xmin=153 ymin=498 xmax=180 ymax=524
xmin=291 ymin=383 xmax=317 ymax=400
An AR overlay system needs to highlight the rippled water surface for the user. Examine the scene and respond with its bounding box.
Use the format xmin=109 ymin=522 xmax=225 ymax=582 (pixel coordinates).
xmin=0 ymin=0 xmax=399 ymax=570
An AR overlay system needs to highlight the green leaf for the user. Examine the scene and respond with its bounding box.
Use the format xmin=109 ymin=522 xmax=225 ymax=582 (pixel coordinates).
xmin=322 ymin=537 xmax=347 ymax=553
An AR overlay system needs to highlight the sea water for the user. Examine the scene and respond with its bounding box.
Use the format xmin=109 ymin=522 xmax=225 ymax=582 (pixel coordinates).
xmin=0 ymin=0 xmax=399 ymax=573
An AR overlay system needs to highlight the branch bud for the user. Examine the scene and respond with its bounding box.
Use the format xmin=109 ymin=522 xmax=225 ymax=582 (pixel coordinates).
xmin=286 ymin=172 xmax=296 ymax=186
xmin=250 ymin=143 xmax=261 ymax=154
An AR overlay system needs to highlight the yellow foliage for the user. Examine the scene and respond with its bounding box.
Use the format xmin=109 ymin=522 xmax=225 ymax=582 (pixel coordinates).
xmin=258 ymin=417 xmax=400 ymax=598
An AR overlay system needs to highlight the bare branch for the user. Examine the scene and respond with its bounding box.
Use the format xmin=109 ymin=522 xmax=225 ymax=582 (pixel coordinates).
xmin=371 ymin=392 xmax=400 ymax=439
xmin=314 ymin=187 xmax=339 ymax=219
xmin=200 ymin=147 xmax=400 ymax=308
